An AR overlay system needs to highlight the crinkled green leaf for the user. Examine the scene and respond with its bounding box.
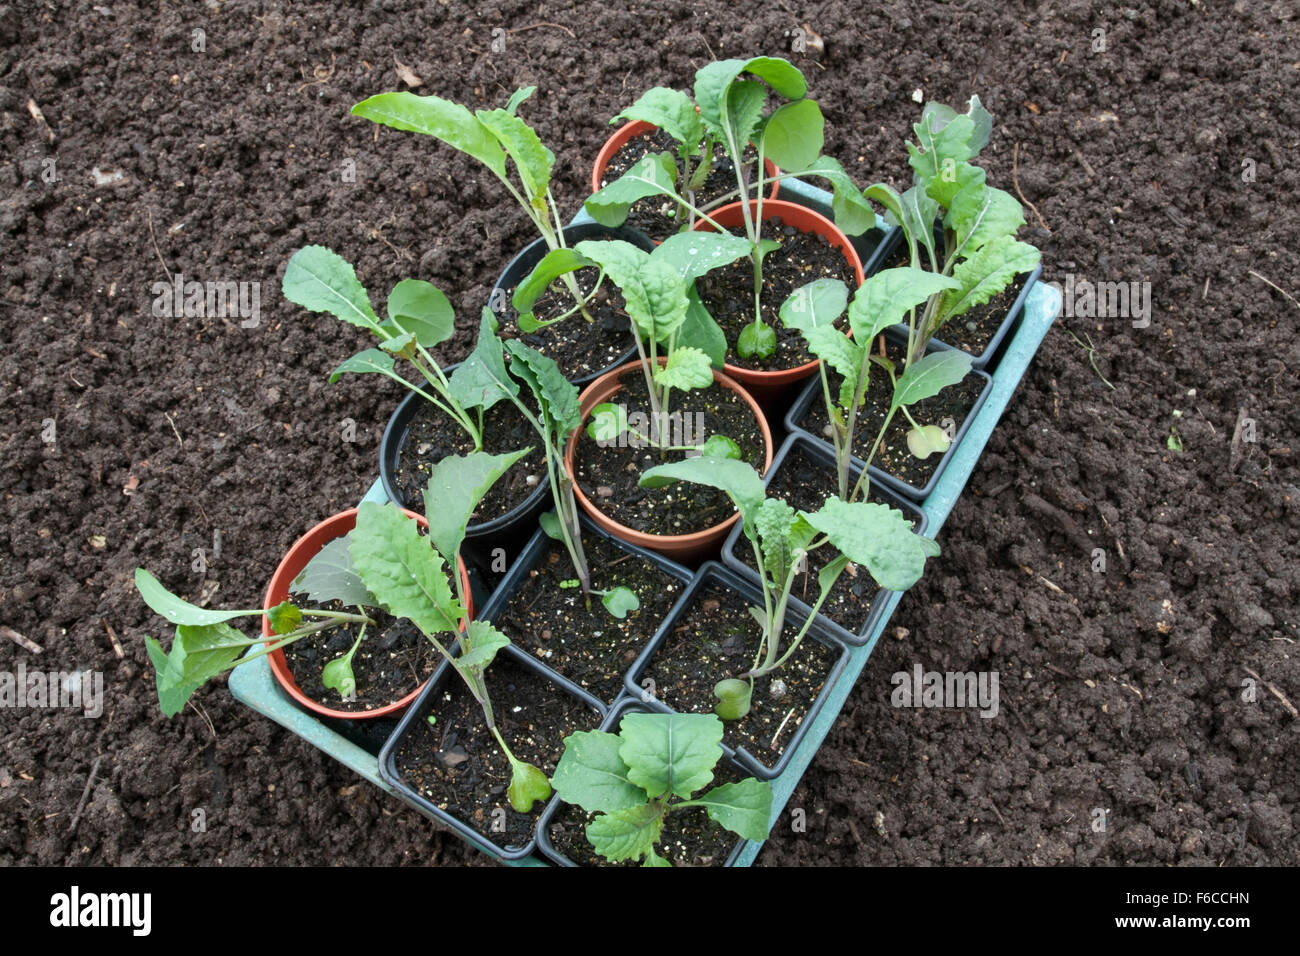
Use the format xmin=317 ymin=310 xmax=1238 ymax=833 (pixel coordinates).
xmin=691 ymin=778 xmax=773 ymax=841
xmin=475 ymin=107 xmax=555 ymax=205
xmin=723 ymin=79 xmax=767 ymax=155
xmin=618 ymin=711 xmax=723 ymax=800
xmin=266 ymin=601 xmax=302 ymax=635
xmin=587 ymin=804 xmax=663 ymax=863
xmin=848 ymin=267 xmax=960 ymax=344
xmin=614 ymin=87 xmax=705 ymax=148
xmin=653 ymin=345 xmax=713 ymax=391
xmin=949 ymin=186 xmax=1025 ymax=254
xmin=454 ymin=619 xmax=510 ymax=673
xmin=553 ymin=729 xmax=645 ymax=813
xmin=146 ymin=622 xmax=253 ymax=718
xmin=802 ymin=497 xmax=940 ymax=592
xmin=282 ymin=245 xmax=382 ymax=332
xmin=653 ymin=232 xmax=753 ymax=284
xmin=937 ymin=236 xmax=1041 ymax=322
xmin=352 ymin=92 xmax=506 ymax=179
xmin=694 ymin=57 xmax=807 ymax=130
xmin=907 ymin=112 xmax=976 ymax=188
xmin=503 ymin=338 xmax=580 ymax=440
xmin=447 ymin=309 xmax=517 ymax=412
xmin=350 ymin=502 xmax=461 ymax=637
xmin=574 ymin=239 xmax=688 ymax=342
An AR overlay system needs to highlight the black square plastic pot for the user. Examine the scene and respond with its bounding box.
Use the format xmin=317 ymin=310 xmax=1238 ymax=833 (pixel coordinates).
xmin=476 ymin=513 xmax=694 ymax=707
xmin=783 ymin=327 xmax=994 ymax=503
xmin=867 ymin=224 xmax=1042 ymax=372
xmin=534 ymin=695 xmax=749 ymax=867
xmin=491 ymin=221 xmax=656 ymax=388
xmin=378 ymin=643 xmax=606 ymax=861
xmin=720 ymin=432 xmax=929 ymax=648
xmin=623 ymin=562 xmax=850 ymax=781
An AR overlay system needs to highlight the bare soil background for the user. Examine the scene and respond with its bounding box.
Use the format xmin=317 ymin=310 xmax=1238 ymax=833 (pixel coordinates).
xmin=1 ymin=0 xmax=1296 ymax=866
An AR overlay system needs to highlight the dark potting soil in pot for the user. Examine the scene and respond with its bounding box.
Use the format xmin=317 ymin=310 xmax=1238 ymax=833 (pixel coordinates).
xmin=391 ymin=651 xmax=600 ymax=849
xmin=600 ymin=127 xmax=764 ymax=240
xmin=281 ymin=602 xmax=438 ymax=713
xmin=800 ymin=336 xmax=986 ymax=489
xmin=395 ymin=395 xmax=542 ymax=517
xmin=695 ymin=216 xmax=854 ymax=372
xmin=491 ymin=533 xmax=686 ymax=704
xmin=735 ymin=443 xmax=921 ymax=634
xmin=546 ymin=755 xmax=745 ymax=866
xmin=644 ymin=580 xmax=838 ymax=768
xmin=572 ymin=373 xmax=766 ymax=536
xmin=497 ymin=266 xmax=635 ymax=382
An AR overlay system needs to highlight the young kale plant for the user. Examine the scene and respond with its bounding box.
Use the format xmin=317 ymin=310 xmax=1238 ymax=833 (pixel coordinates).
xmin=349 ymin=450 xmax=551 ymax=812
xmin=638 ymin=457 xmax=938 ymax=720
xmin=862 ymin=96 xmax=1041 ymax=369
xmin=552 ymin=711 xmax=772 ymax=866
xmin=351 ymin=86 xmax=598 ymax=329
xmin=282 ymin=245 xmax=503 ymax=450
xmin=588 ymin=57 xmax=877 ymax=360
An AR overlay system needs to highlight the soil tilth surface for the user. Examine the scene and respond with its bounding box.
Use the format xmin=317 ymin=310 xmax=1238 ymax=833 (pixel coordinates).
xmin=1 ymin=1 xmax=1295 ymax=866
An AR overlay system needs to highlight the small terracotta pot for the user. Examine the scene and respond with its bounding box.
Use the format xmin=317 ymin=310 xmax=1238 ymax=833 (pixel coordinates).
xmin=564 ymin=361 xmax=774 ymax=564
xmin=264 ymin=507 xmax=473 ymax=721
xmin=590 ymin=120 xmax=781 ymax=205
xmin=692 ymin=198 xmax=866 ymax=405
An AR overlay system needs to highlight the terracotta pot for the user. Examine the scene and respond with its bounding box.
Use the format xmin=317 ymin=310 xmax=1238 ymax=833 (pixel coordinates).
xmin=564 ymin=360 xmax=774 ymax=564
xmin=263 ymin=507 xmax=473 ymax=721
xmin=590 ymin=120 xmax=781 ymax=206
xmin=692 ymin=198 xmax=866 ymax=404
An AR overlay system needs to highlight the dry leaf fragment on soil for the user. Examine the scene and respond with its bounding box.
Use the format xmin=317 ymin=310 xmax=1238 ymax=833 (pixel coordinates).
xmin=394 ymin=57 xmax=423 ymax=87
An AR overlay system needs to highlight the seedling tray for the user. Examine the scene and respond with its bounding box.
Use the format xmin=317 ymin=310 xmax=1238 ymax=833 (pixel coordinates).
xmin=229 ymin=175 xmax=1061 ymax=866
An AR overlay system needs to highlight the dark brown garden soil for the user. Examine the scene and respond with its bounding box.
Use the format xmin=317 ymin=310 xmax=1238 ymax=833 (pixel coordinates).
xmin=391 ymin=651 xmax=600 ymax=851
xmin=281 ymin=604 xmax=437 ymax=713
xmin=642 ymin=578 xmax=841 ymax=770
xmin=572 ymin=372 xmax=767 ymax=536
xmin=600 ymin=127 xmax=764 ymax=241
xmin=497 ymin=264 xmax=636 ymax=382
xmin=733 ymin=440 xmax=923 ymax=636
xmin=2 ymin=0 xmax=1296 ymax=869
xmin=696 ymin=216 xmax=855 ymax=371
xmin=801 ymin=336 xmax=989 ymax=490
xmin=491 ymin=531 xmax=687 ymax=705
xmin=394 ymin=393 xmax=543 ymax=517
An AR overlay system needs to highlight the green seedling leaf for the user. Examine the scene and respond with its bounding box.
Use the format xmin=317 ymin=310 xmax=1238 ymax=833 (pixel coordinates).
xmin=475 ymin=106 xmax=556 ymax=207
xmin=382 ymin=279 xmax=455 ymax=347
xmin=512 ymin=248 xmax=591 ymax=318
xmin=639 ymin=456 xmax=767 ymax=529
xmin=424 ymin=448 xmax=531 ymax=568
xmin=653 ymin=232 xmax=753 ymax=284
xmin=601 ymin=587 xmax=640 ymax=619
xmin=848 ymin=268 xmax=961 ymax=344
xmin=891 ymin=350 xmax=973 ymax=411
xmin=350 ymin=502 xmax=461 ymax=637
xmin=689 ymin=778 xmax=773 ymax=841
xmin=585 ymin=151 xmax=678 ymax=227
xmin=574 ymin=239 xmax=688 ymax=342
xmin=761 ymin=98 xmax=824 ymax=171
xmin=654 ymin=345 xmax=714 ymax=390
xmin=506 ymin=758 xmax=553 ymax=813
xmin=926 ymin=157 xmax=984 ymax=211
xmin=614 ymin=87 xmax=705 ymax=147
xmin=948 ymin=181 xmax=1024 ymax=254
xmin=699 ymin=435 xmax=741 ymax=460
xmin=736 ymin=320 xmax=776 ymax=360
xmin=146 ymin=622 xmax=255 ymax=718
xmin=329 ymin=348 xmax=396 ymax=383
xmin=282 ymin=245 xmax=382 ymax=333
xmin=448 ymin=309 xmax=518 ymax=412
xmin=677 ymin=288 xmax=728 ymax=368
xmin=937 ymin=236 xmax=1040 ymax=321
xmin=755 ymin=497 xmax=810 ymax=585
xmin=455 ymin=619 xmax=510 ymax=673
xmin=290 ymin=534 xmax=375 ymax=607
xmin=559 ymin=579 xmax=581 ymax=589
xmin=694 ymin=57 xmax=807 ymax=130
xmin=379 ymin=331 xmax=416 ymax=355
xmin=907 ymin=112 xmax=976 ymax=189
xmin=779 ymin=278 xmax=848 ymax=334
xmin=321 ymin=633 xmax=361 ymax=700
xmin=802 ymin=498 xmax=940 ymax=592
xmin=713 ymin=678 xmax=752 ymax=721
xmin=539 ymin=510 xmax=563 ymax=540
xmin=723 ymin=79 xmax=767 ymax=155
xmin=618 ymin=711 xmax=724 ymax=800
xmin=351 ymin=92 xmax=507 ymax=179
xmin=906 ymin=424 xmax=952 ymax=460
xmin=553 ymin=729 xmax=645 ymax=813
xmin=266 ymin=601 xmax=302 ymax=635
xmin=504 ymin=86 xmax=535 ymax=115
xmin=503 ymin=339 xmax=581 ymax=440
xmin=895 ymin=186 xmax=940 ymax=265
xmin=800 ymin=155 xmax=875 ymax=236
xmin=587 ymin=804 xmax=664 ymax=863
xmin=135 ymin=568 xmax=259 ymax=627
xmin=964 ymin=95 xmax=993 ymax=159
xmin=588 ymin=401 xmax=630 ymax=444
xmin=644 ymin=849 xmax=672 ymax=867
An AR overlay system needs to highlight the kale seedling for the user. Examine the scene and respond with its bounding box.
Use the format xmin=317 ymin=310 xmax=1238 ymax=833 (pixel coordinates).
xmin=863 ymin=96 xmax=1041 ymax=370
xmin=282 ymin=245 xmax=502 ymax=451
xmin=552 ymin=711 xmax=772 ymax=866
xmin=638 ymin=457 xmax=938 ymax=719
xmin=589 ymin=58 xmax=876 ymax=360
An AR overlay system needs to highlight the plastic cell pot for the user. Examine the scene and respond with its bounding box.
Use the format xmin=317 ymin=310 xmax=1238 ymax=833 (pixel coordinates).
xmin=263 ymin=507 xmax=473 ymax=722
xmin=534 ymin=696 xmax=749 ymax=867
xmin=591 ymin=119 xmax=781 ymax=210
xmin=378 ymin=374 xmax=550 ymax=559
xmin=719 ymin=432 xmax=929 ymax=648
xmin=377 ymin=643 xmax=606 ymax=861
xmin=692 ymin=198 xmax=865 ymax=406
xmin=623 ymin=562 xmax=850 ymax=780
xmin=783 ymin=327 xmax=995 ymax=502
xmin=563 ymin=359 xmax=775 ymax=565
xmin=490 ymin=221 xmax=656 ymax=388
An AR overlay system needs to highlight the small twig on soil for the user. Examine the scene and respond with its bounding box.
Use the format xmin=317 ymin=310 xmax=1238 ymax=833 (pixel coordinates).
xmin=1242 ymin=666 xmax=1299 ymax=719
xmin=1072 ymin=148 xmax=1095 ymax=180
xmin=696 ymin=31 xmax=718 ymax=61
xmin=1 ymin=626 xmax=42 ymax=654
xmin=1247 ymin=270 xmax=1300 ymax=311
xmin=1202 ymin=277 xmax=1211 ymax=301
xmin=26 ymin=98 xmax=55 ymax=143
xmin=68 ymin=756 xmax=103 ymax=835
xmin=769 ymin=705 xmax=797 ymax=751
xmin=164 ymin=412 xmax=183 ymax=448
xmin=1012 ymin=143 xmax=1049 ymax=232
xmin=187 ymin=699 xmax=218 ymax=739
xmin=145 ymin=208 xmax=173 ymax=280
xmin=1229 ymin=406 xmax=1251 ymax=473
xmin=988 ymin=800 xmax=1007 ymax=826
xmin=101 ymin=618 xmax=124 ymax=659
xmin=507 ymin=21 xmax=576 ymax=38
